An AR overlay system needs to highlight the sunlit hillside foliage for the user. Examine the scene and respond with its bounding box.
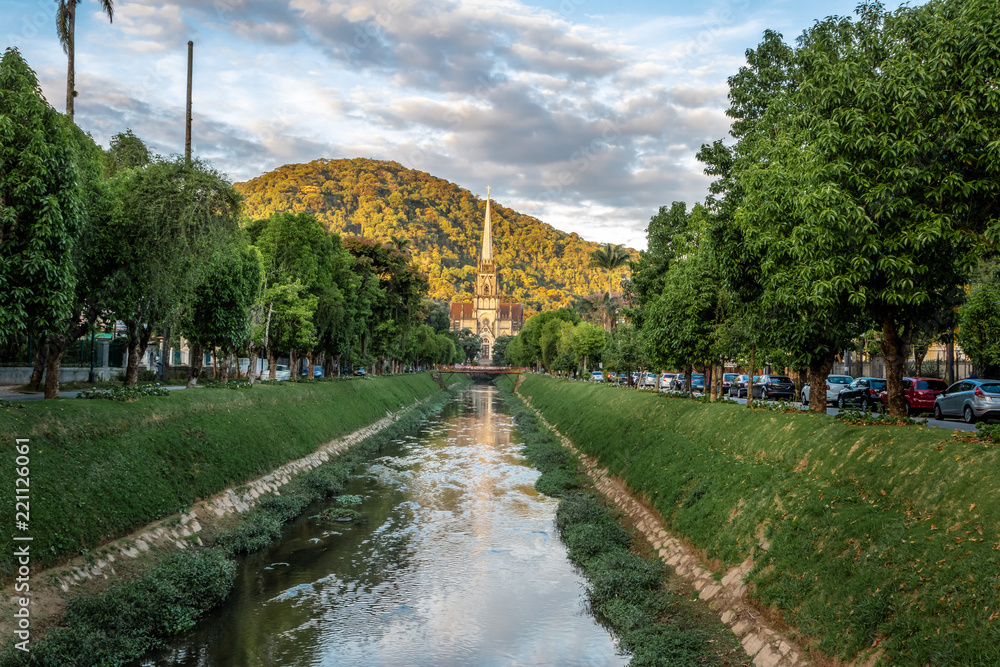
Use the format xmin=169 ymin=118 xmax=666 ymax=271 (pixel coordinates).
xmin=235 ymin=158 xmax=633 ymax=314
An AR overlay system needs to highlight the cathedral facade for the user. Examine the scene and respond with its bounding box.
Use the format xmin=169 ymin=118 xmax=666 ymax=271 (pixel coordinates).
xmin=450 ymin=192 xmax=524 ymax=361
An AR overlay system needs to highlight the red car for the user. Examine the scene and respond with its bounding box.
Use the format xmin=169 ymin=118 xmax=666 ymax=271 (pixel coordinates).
xmin=879 ymin=377 xmax=948 ymax=415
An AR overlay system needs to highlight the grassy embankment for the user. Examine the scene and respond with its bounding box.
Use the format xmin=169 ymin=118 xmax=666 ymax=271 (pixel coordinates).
xmin=517 ymin=374 xmax=1000 ymax=666
xmin=495 ymin=376 xmax=748 ymax=667
xmin=0 ymin=373 xmax=469 ymax=666
xmin=0 ymin=374 xmax=458 ymax=578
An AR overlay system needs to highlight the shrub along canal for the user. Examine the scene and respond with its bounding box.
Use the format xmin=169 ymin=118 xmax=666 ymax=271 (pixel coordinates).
xmin=140 ymin=384 xmax=628 ymax=666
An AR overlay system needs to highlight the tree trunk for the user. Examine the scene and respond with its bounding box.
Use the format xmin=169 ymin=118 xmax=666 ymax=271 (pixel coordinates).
xmin=187 ymin=343 xmax=203 ymax=388
xmin=247 ymin=347 xmax=258 ymax=385
xmin=706 ymin=364 xmax=714 ymax=402
xmin=747 ymin=348 xmax=756 ymax=407
xmin=124 ymin=321 xmax=153 ymax=387
xmin=290 ymin=349 xmax=298 ymax=380
xmin=268 ymin=348 xmax=276 ymax=380
xmin=685 ymin=363 xmax=693 ymax=399
xmin=65 ymin=0 xmax=76 ymax=120
xmin=29 ymin=337 xmax=47 ymax=390
xmin=212 ymin=349 xmax=218 ymax=379
xmin=807 ymin=354 xmax=835 ymax=414
xmin=882 ymin=315 xmax=911 ymax=418
xmin=125 ymin=341 xmax=140 ymax=386
xmin=946 ymin=339 xmax=955 ymax=384
xmin=220 ymin=352 xmax=230 ymax=382
xmin=914 ymin=346 xmax=927 ymax=377
xmin=43 ymin=334 xmax=68 ymax=399
xmin=308 ymin=352 xmax=314 ymax=379
xmin=161 ymin=326 xmax=171 ymax=382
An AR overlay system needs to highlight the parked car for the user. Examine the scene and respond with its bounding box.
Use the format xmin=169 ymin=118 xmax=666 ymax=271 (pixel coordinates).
xmin=590 ymin=370 xmax=604 ymax=382
xmin=314 ymin=365 xmax=323 ymax=378
xmin=659 ymin=372 xmax=677 ymax=391
xmin=877 ymin=377 xmax=947 ymax=415
xmin=837 ymin=377 xmax=887 ymax=411
xmin=801 ymin=374 xmax=854 ymax=406
xmin=354 ymin=367 xmax=367 ymax=376
xmin=672 ymin=373 xmax=706 ymax=392
xmin=752 ymin=375 xmax=796 ymax=401
xmin=720 ymin=373 xmax=739 ymax=394
xmin=728 ymin=374 xmax=750 ymax=398
xmin=933 ymin=378 xmax=1000 ymax=423
xmin=640 ymin=372 xmax=658 ymax=388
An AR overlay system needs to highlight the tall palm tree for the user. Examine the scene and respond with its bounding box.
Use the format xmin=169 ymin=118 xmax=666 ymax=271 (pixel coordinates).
xmin=589 ymin=243 xmax=630 ymax=299
xmin=56 ymin=0 xmax=115 ymax=121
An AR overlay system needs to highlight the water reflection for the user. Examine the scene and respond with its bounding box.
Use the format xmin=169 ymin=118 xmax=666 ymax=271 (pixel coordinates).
xmin=141 ymin=386 xmax=627 ymax=667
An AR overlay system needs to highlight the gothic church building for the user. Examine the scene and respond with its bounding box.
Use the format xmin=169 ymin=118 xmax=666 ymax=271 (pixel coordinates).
xmin=450 ymin=192 xmax=524 ymax=360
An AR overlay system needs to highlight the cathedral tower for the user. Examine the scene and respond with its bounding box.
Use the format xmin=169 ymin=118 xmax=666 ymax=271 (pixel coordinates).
xmin=450 ymin=189 xmax=524 ymax=361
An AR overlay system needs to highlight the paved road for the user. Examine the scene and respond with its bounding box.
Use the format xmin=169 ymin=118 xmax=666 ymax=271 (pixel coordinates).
xmin=645 ymin=387 xmax=978 ymax=433
xmin=726 ymin=396 xmax=978 ymax=432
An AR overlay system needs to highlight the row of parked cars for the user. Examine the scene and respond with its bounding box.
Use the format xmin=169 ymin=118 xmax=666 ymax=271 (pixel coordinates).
xmin=801 ymin=375 xmax=1000 ymax=423
xmin=592 ymin=368 xmax=1000 ymax=424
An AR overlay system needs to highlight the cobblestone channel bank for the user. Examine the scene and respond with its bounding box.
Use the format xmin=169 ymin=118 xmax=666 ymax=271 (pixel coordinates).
xmin=515 ymin=385 xmax=815 ymax=667
xmin=47 ymin=401 xmax=427 ymax=594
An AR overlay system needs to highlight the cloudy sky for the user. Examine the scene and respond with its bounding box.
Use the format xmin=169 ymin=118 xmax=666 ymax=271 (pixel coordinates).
xmin=2 ymin=0 xmax=915 ymax=249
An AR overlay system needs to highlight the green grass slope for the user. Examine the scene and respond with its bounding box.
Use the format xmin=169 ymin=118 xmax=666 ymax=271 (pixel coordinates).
xmin=0 ymin=375 xmax=450 ymax=578
xmin=519 ymin=375 xmax=1000 ymax=666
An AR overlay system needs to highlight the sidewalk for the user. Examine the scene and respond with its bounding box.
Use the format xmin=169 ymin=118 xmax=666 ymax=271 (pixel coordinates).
xmin=0 ymin=385 xmax=192 ymax=402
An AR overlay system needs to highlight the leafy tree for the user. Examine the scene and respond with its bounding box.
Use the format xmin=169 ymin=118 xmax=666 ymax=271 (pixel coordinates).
xmin=503 ymin=334 xmax=526 ymax=366
xmin=423 ymin=298 xmax=451 ymax=333
xmin=774 ymin=1 xmax=1000 ymax=415
xmin=510 ymin=308 xmax=581 ymax=370
xmin=572 ymin=321 xmax=607 ymax=373
xmin=958 ymin=272 xmax=1000 ymax=378
xmin=455 ymin=328 xmax=482 ymax=364
xmin=589 ymin=243 xmax=630 ymax=328
xmin=102 ymin=128 xmax=151 ymax=177
xmin=0 ymin=48 xmax=91 ymax=397
xmin=266 ymin=280 xmax=318 ymax=377
xmin=641 ymin=218 xmax=719 ymax=396
xmin=108 ymin=158 xmax=241 ymax=385
xmin=492 ymin=335 xmax=514 ymax=365
xmin=628 ymin=202 xmax=689 ymax=328
xmin=182 ymin=244 xmax=263 ymax=386
xmin=603 ymin=323 xmax=646 ymax=384
xmin=539 ymin=318 xmax=575 ymax=372
xmin=55 ymin=0 xmax=115 ymax=120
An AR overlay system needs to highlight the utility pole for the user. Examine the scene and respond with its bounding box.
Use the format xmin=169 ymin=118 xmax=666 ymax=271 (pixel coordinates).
xmin=185 ymin=40 xmax=193 ymax=165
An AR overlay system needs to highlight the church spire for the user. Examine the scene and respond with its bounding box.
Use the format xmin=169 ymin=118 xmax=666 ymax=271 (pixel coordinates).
xmin=481 ymin=187 xmax=493 ymax=262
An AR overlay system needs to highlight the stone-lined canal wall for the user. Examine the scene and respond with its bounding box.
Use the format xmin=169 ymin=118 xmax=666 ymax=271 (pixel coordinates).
xmin=515 ymin=383 xmax=808 ymax=667
xmin=0 ymin=374 xmax=467 ymax=657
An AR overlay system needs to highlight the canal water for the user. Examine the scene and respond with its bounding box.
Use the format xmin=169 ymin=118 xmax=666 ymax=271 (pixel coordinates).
xmin=141 ymin=385 xmax=629 ymax=666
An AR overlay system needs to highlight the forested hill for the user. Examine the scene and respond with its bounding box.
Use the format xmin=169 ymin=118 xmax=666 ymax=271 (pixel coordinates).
xmin=235 ymin=158 xmax=632 ymax=314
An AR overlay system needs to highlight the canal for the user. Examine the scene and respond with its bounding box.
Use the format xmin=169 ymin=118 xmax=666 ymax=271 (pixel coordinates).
xmin=141 ymin=384 xmax=629 ymax=666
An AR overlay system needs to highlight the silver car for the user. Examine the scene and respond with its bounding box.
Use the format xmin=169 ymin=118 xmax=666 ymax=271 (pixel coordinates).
xmin=933 ymin=379 xmax=1000 ymax=423
xmin=801 ymin=375 xmax=854 ymax=406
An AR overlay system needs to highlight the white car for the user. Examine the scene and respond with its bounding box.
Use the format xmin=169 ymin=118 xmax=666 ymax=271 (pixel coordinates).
xmin=801 ymin=375 xmax=853 ymax=406
xmin=640 ymin=372 xmax=658 ymax=388
xmin=262 ymin=363 xmax=291 ymax=381
xmin=659 ymin=373 xmax=677 ymax=391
